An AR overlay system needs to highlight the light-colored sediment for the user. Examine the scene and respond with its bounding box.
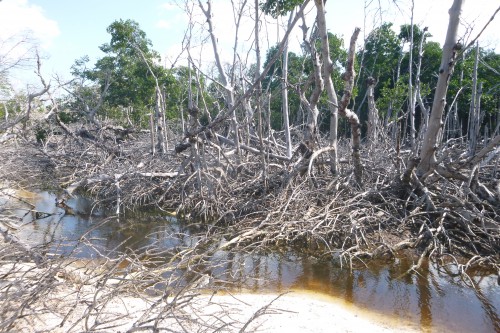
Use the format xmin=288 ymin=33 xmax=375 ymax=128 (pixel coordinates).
xmin=0 ymin=232 xmax=423 ymax=332
xmin=1 ymin=191 xmax=421 ymax=332
xmin=3 ymin=263 xmax=421 ymax=333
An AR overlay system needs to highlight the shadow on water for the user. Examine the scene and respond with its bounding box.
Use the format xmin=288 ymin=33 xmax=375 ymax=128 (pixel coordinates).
xmin=209 ymin=250 xmax=499 ymax=333
xmin=3 ymin=191 xmax=499 ymax=333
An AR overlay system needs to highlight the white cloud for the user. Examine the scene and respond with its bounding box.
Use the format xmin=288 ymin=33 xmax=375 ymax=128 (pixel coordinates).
xmin=156 ymin=19 xmax=171 ymax=29
xmin=0 ymin=0 xmax=60 ymax=89
xmin=0 ymin=0 xmax=59 ymax=49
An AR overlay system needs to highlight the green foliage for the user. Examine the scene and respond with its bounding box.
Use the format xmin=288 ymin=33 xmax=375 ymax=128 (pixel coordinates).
xmin=0 ymin=73 xmax=10 ymax=99
xmin=70 ymin=19 xmax=184 ymax=127
xmin=376 ymin=77 xmax=408 ymax=119
xmin=263 ymin=46 xmax=309 ymax=130
xmin=361 ymin=23 xmax=402 ymax=82
xmin=352 ymin=21 xmax=498 ymax=139
xmin=260 ymin=0 xmax=303 ymax=18
xmin=262 ymin=32 xmax=348 ymax=132
xmin=448 ymin=47 xmax=500 ymax=133
xmin=101 ymin=20 xmax=156 ymax=57
xmin=354 ymin=23 xmax=401 ymax=130
xmin=1 ymin=94 xmax=24 ymax=119
xmin=58 ymin=110 xmax=79 ymax=124
xmin=172 ymin=66 xmax=216 ymax=121
xmin=35 ymin=124 xmax=48 ymax=143
xmin=398 ymin=24 xmax=431 ymax=45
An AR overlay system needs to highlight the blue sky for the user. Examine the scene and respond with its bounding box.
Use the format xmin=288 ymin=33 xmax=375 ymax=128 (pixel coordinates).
xmin=0 ymin=0 xmax=187 ymax=86
xmin=1 ymin=0 xmax=499 ymax=90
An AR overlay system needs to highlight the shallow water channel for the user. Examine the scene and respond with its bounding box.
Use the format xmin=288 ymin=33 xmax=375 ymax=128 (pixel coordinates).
xmin=4 ymin=191 xmax=500 ymax=332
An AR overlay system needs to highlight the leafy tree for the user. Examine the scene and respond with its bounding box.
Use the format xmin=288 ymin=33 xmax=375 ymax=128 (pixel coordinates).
xmin=376 ymin=76 xmax=409 ymax=121
xmin=262 ymin=32 xmax=347 ymax=131
xmin=0 ymin=74 xmax=10 ymax=100
xmin=359 ymin=23 xmax=402 ymax=88
xmin=260 ymin=0 xmax=303 ymax=18
xmin=355 ymin=23 xmax=402 ymax=131
xmin=172 ymin=66 xmax=216 ymax=124
xmin=75 ymin=19 xmax=178 ymax=127
xmin=263 ymin=45 xmax=308 ymax=129
xmin=353 ymin=23 xmax=444 ymax=138
xmin=449 ymin=46 xmax=500 ymax=134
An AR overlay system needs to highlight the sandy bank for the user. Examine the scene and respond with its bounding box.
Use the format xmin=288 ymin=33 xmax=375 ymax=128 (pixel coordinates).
xmin=0 ymin=233 xmax=423 ymax=332
xmin=6 ymin=273 xmax=421 ymax=333
xmin=188 ymin=291 xmax=422 ymax=333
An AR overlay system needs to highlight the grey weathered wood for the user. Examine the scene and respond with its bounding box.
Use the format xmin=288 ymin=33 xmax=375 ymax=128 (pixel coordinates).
xmin=417 ymin=0 xmax=463 ymax=177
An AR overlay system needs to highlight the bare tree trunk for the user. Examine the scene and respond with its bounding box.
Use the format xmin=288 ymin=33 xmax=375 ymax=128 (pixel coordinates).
xmin=149 ymin=112 xmax=155 ymax=155
xmin=468 ymin=43 xmax=480 ymax=156
xmin=303 ymin=50 xmax=322 ymax=148
xmin=366 ymin=77 xmax=378 ymax=144
xmin=162 ymin=87 xmax=169 ymax=151
xmin=282 ymin=13 xmax=293 ymax=159
xmin=198 ymin=0 xmax=240 ymax=157
xmin=469 ymin=82 xmax=483 ymax=155
xmin=315 ymin=0 xmax=339 ymax=174
xmin=408 ymin=0 xmax=416 ymax=148
xmin=417 ymin=0 xmax=463 ymax=177
xmin=444 ymin=53 xmax=464 ymax=142
xmin=414 ymin=28 xmax=429 ymax=149
xmin=154 ymin=89 xmax=166 ymax=154
xmin=133 ymin=45 xmax=166 ymax=153
xmin=21 ymin=55 xmax=50 ymax=131
xmin=255 ymin=0 xmax=267 ymax=188
xmin=338 ymin=28 xmax=363 ymax=186
xmin=3 ymin=103 xmax=7 ymax=122
xmin=240 ymin=64 xmax=253 ymax=146
xmin=194 ymin=67 xmax=213 ymax=123
xmin=298 ymin=13 xmax=322 ymax=150
xmin=387 ymin=41 xmax=405 ymax=140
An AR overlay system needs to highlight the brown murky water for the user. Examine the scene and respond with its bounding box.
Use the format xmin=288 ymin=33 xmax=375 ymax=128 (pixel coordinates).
xmin=3 ymin=191 xmax=499 ymax=333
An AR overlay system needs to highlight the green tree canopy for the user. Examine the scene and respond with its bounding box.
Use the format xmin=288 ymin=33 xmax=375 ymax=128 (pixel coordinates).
xmin=73 ymin=19 xmax=178 ymax=126
xmin=260 ymin=0 xmax=303 ymax=18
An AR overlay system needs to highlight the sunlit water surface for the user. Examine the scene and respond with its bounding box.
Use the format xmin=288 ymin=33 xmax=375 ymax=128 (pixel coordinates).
xmin=3 ymin=191 xmax=499 ymax=333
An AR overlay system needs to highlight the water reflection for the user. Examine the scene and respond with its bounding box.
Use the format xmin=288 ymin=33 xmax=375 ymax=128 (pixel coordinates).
xmin=2 ymin=191 xmax=499 ymax=332
xmin=210 ymin=251 xmax=499 ymax=333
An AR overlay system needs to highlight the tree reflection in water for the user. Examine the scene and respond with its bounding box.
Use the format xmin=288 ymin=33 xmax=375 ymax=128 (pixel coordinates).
xmin=10 ymin=192 xmax=500 ymax=333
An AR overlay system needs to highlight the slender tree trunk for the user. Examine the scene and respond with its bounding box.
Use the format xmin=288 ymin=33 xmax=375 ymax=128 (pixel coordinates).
xmin=149 ymin=112 xmax=155 ymax=155
xmin=468 ymin=43 xmax=480 ymax=156
xmin=408 ymin=0 xmax=416 ymax=148
xmin=255 ymin=0 xmax=267 ymax=188
xmin=240 ymin=65 xmax=253 ymax=146
xmin=469 ymin=82 xmax=483 ymax=155
xmin=3 ymin=103 xmax=8 ymax=122
xmin=298 ymin=12 xmax=322 ymax=150
xmin=315 ymin=0 xmax=339 ymax=174
xmin=303 ymin=50 xmax=322 ymax=147
xmin=367 ymin=77 xmax=378 ymax=144
xmin=338 ymin=28 xmax=362 ymax=185
xmin=417 ymin=0 xmax=463 ymax=177
xmin=414 ymin=28 xmax=429 ymax=149
xmin=282 ymin=13 xmax=293 ymax=159
xmin=387 ymin=41 xmax=405 ymax=139
xmin=162 ymin=87 xmax=169 ymax=151
xmin=187 ymin=59 xmax=204 ymax=191
xmin=155 ymin=89 xmax=166 ymax=154
xmin=444 ymin=52 xmax=464 ymax=142
xmin=133 ymin=44 xmax=166 ymax=153
xmin=198 ymin=0 xmax=240 ymax=157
